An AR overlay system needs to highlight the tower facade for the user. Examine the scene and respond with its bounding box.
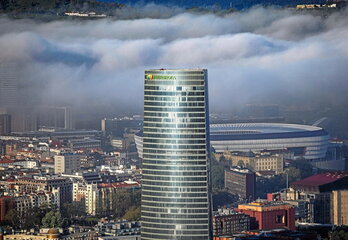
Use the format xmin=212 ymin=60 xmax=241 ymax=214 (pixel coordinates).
xmin=0 ymin=62 xmax=18 ymax=108
xmin=141 ymin=69 xmax=211 ymax=240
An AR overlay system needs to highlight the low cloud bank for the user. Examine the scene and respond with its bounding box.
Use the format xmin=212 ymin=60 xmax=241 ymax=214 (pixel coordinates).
xmin=0 ymin=6 xmax=347 ymax=114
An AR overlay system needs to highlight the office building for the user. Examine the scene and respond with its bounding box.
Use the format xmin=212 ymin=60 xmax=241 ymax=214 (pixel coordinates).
xmin=268 ymin=172 xmax=348 ymax=224
xmin=68 ymin=139 xmax=101 ymax=151
xmin=0 ymin=62 xmax=38 ymax=133
xmin=213 ymin=208 xmax=250 ymax=236
xmin=111 ymin=137 xmax=126 ymax=150
xmin=101 ymin=117 xmax=142 ymax=137
xmin=237 ymin=200 xmax=295 ymax=231
xmin=288 ymin=171 xmax=348 ymax=224
xmin=0 ymin=114 xmax=11 ymax=135
xmin=0 ymin=62 xmax=18 ymax=108
xmin=314 ymin=139 xmax=346 ymax=170
xmin=14 ymin=176 xmax=73 ymax=204
xmin=225 ymin=167 xmax=256 ymax=201
xmin=54 ymin=154 xmax=81 ymax=174
xmin=141 ymin=69 xmax=211 ymax=240
xmin=7 ymin=107 xmax=38 ymax=132
xmin=222 ymin=151 xmax=284 ymax=174
xmin=38 ymin=106 xmax=74 ymax=129
xmin=331 ymin=190 xmax=348 ymax=226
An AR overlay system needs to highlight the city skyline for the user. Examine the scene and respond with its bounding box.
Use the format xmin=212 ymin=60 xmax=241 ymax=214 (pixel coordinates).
xmin=1 ymin=2 xmax=348 ymax=240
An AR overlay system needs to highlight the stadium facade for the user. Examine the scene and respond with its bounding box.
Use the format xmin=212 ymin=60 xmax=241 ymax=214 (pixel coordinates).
xmin=141 ymin=69 xmax=211 ymax=240
xmin=136 ymin=123 xmax=330 ymax=161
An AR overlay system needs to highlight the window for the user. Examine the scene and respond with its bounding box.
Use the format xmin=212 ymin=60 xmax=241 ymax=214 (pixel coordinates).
xmin=276 ymin=215 xmax=284 ymax=224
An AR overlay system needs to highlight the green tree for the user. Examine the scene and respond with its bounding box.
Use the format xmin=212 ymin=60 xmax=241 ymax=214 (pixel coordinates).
xmin=130 ymin=189 xmax=141 ymax=207
xmin=123 ymin=206 xmax=141 ymax=221
xmin=112 ymin=189 xmax=132 ymax=219
xmin=289 ymin=159 xmax=313 ymax=179
xmin=61 ymin=202 xmax=85 ymax=218
xmin=284 ymin=167 xmax=301 ymax=183
xmin=21 ymin=206 xmax=50 ymax=230
xmin=329 ymin=230 xmax=348 ymax=240
xmin=211 ymin=157 xmax=225 ymax=190
xmin=256 ymin=175 xmax=286 ymax=198
xmin=4 ymin=209 xmax=19 ymax=229
xmin=41 ymin=211 xmax=63 ymax=228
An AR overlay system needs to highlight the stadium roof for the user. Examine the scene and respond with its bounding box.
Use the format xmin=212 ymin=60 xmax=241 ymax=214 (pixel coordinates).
xmin=136 ymin=123 xmax=328 ymax=140
xmin=210 ymin=123 xmax=324 ymax=134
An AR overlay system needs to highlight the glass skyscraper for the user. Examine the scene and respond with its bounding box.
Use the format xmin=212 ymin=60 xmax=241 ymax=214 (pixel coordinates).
xmin=141 ymin=69 xmax=211 ymax=240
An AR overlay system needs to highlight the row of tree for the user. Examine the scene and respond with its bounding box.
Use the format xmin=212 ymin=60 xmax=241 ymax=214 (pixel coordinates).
xmin=111 ymin=189 xmax=141 ymax=220
xmin=0 ymin=0 xmax=122 ymax=14
xmin=0 ymin=188 xmax=141 ymax=230
xmin=2 ymin=206 xmax=64 ymax=230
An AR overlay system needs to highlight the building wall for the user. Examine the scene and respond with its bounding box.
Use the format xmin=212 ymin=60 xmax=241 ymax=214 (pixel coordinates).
xmin=101 ymin=118 xmax=142 ymax=137
xmin=225 ymin=169 xmax=255 ymax=200
xmin=7 ymin=107 xmax=38 ymax=132
xmin=0 ymin=114 xmax=11 ymax=135
xmin=54 ymin=155 xmax=80 ymax=174
xmin=331 ymin=190 xmax=348 ymax=225
xmin=15 ymin=178 xmax=72 ymax=205
xmin=213 ymin=213 xmax=250 ymax=236
xmin=86 ymin=184 xmax=97 ymax=216
xmin=313 ymin=193 xmax=331 ymax=224
xmin=54 ymin=156 xmax=65 ymax=174
xmin=38 ymin=106 xmax=73 ymax=130
xmin=237 ymin=203 xmax=295 ymax=231
xmin=141 ymin=69 xmax=210 ymax=240
xmin=0 ymin=62 xmax=18 ymax=108
xmin=226 ymin=153 xmax=283 ymax=174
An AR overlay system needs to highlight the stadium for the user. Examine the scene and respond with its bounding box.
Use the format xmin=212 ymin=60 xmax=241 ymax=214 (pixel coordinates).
xmin=135 ymin=123 xmax=330 ymax=161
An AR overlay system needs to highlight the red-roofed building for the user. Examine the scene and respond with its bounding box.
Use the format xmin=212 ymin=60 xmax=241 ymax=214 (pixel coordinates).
xmin=291 ymin=171 xmax=348 ymax=194
xmin=274 ymin=171 xmax=348 ymax=224
xmin=236 ymin=200 xmax=295 ymax=231
xmin=98 ymin=182 xmax=140 ymax=189
xmin=0 ymin=159 xmax=14 ymax=167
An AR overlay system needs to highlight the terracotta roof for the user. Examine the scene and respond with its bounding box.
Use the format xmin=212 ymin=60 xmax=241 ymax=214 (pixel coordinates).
xmin=0 ymin=160 xmax=14 ymax=164
xmin=291 ymin=171 xmax=348 ymax=187
xmin=98 ymin=182 xmax=140 ymax=188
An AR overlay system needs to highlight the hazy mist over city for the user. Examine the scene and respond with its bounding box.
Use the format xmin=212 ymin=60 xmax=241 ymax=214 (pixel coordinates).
xmin=1 ymin=6 xmax=348 ymax=117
